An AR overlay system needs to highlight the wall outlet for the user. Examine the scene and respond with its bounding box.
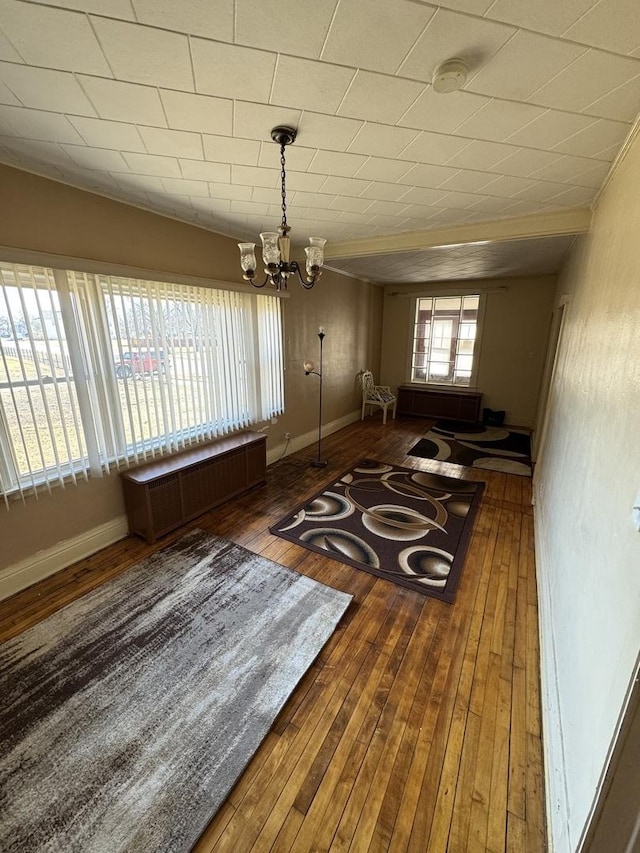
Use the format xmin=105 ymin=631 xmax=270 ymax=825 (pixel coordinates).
xmin=284 ymin=432 xmax=291 ymax=440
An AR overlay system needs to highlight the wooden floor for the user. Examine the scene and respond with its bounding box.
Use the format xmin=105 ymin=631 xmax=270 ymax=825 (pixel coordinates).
xmin=0 ymin=417 xmax=546 ymax=852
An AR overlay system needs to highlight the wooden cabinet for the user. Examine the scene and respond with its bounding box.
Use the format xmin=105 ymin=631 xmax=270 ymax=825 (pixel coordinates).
xmin=397 ymin=385 xmax=482 ymax=423
xmin=120 ymin=431 xmax=266 ymax=544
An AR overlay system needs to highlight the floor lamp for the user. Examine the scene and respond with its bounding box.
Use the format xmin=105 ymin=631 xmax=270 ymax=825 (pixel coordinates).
xmin=304 ymin=328 xmax=327 ymax=468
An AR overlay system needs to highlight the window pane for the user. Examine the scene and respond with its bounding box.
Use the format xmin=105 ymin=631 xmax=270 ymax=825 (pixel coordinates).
xmin=410 ymin=293 xmax=480 ymax=387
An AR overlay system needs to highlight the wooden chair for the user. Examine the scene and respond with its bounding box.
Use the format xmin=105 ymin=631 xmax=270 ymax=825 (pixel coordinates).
xmin=359 ymin=370 xmax=397 ymax=425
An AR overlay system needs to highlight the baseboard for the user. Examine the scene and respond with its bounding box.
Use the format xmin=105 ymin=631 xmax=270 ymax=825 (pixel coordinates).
xmin=534 ymin=502 xmax=571 ymax=853
xmin=0 ymin=515 xmax=129 ymax=603
xmin=267 ymin=410 xmax=361 ymax=466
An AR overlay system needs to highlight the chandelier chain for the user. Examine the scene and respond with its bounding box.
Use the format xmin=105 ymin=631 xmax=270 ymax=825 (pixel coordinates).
xmin=280 ymin=142 xmax=288 ymax=231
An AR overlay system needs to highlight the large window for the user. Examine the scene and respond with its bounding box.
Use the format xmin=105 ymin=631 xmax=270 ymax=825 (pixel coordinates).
xmin=0 ymin=263 xmax=284 ymax=504
xmin=410 ymin=295 xmax=482 ymax=387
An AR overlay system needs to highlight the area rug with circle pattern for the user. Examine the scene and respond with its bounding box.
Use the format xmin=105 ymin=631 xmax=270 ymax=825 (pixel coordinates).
xmin=408 ymin=420 xmax=532 ymax=477
xmin=270 ymin=459 xmax=484 ymax=603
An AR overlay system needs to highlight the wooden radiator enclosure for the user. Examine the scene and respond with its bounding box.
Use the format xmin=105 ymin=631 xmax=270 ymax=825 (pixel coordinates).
xmin=397 ymin=385 xmax=482 ymax=423
xmin=120 ymin=431 xmax=267 ymax=544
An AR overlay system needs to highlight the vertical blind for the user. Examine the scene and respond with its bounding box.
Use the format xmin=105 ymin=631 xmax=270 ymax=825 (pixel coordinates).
xmin=0 ymin=263 xmax=284 ymax=505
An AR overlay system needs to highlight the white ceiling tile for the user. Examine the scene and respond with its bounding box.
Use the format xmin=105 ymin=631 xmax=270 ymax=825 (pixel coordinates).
xmin=91 ymin=18 xmax=193 ymax=91
xmin=398 ymin=8 xmax=515 ymax=82
xmin=112 ymin=173 xmax=164 ymax=194
xmin=529 ymin=153 xmax=603 ymax=183
xmin=399 ymin=88 xmax=489 ymax=133
xmin=0 ymin=63 xmax=97 ymax=115
xmin=542 ymin=185 xmax=597 ymax=206
xmin=295 ymin=112 xmax=363 ymax=152
xmin=293 ymin=190 xmax=337 ymax=207
xmin=580 ymin=76 xmax=640 ymax=122
xmin=282 ymin=171 xmax=327 ymax=192
xmin=348 ymin=123 xmax=420 ymax=158
xmin=568 ymin=161 xmax=611 ymax=187
xmin=250 ymin=186 xmax=286 ymax=205
xmin=360 ymin=182 xmax=414 ymax=201
xmin=192 ymin=40 xmax=276 ymax=102
xmin=231 ymin=199 xmax=269 ymax=215
xmin=308 ymin=150 xmax=368 ymax=177
xmin=271 ymin=56 xmax=355 ymax=114
xmin=328 ymin=195 xmax=374 ymax=213
xmin=68 ymin=116 xmax=146 ymax=152
xmin=506 ymin=110 xmax=596 ymax=149
xmin=234 ymin=102 xmax=303 ymax=143
xmin=398 ymin=130 xmax=471 ymax=164
xmin=297 ymin=205 xmax=340 ymax=221
xmin=436 ymin=189 xmax=485 ymax=208
xmin=487 ymin=148 xmax=563 ymax=177
xmin=320 ymin=175 xmax=371 ymax=195
xmin=0 ymin=135 xmax=74 ymax=166
xmin=121 ymin=151 xmax=182 ymax=177
xmin=531 ymin=50 xmax=640 ymax=113
xmin=131 ymin=0 xmax=233 ymax=39
xmin=337 ymin=71 xmax=426 ymax=124
xmin=0 ymin=28 xmax=23 ymax=61
xmin=61 ymin=144 xmax=130 ymax=171
xmin=0 ymin=105 xmax=84 ymax=143
xmin=236 ymin=0 xmax=336 ymax=60
xmin=444 ymin=139 xmax=518 ymax=169
xmin=139 ymin=127 xmax=203 ymax=160
xmin=456 ymin=99 xmax=546 ymax=143
xmin=509 ymin=179 xmax=569 ymax=202
xmin=180 ymin=159 xmax=231 ymax=182
xmin=334 ymin=211 xmax=372 ymax=225
xmin=365 ymin=199 xmax=411 ymax=216
xmin=397 ymin=186 xmax=449 ymax=205
xmin=160 ymin=91 xmax=232 ymax=136
xmin=437 ymin=169 xmax=495 ymax=192
xmin=258 ymin=144 xmax=316 ymax=171
xmin=231 ymin=165 xmax=279 ymax=188
xmin=209 ymin=183 xmax=252 ymax=201
xmin=480 ymin=174 xmax=539 ymax=197
xmin=464 ymin=194 xmax=516 ymax=212
xmin=551 ymin=117 xmax=629 ymax=158
xmin=162 ymin=177 xmax=210 ymax=197
xmin=353 ymin=157 xmax=413 ymax=182
xmin=30 ymin=0 xmax=135 ymax=14
xmin=203 ymin=134 xmax=259 ymax=166
xmin=398 ymin=162 xmax=458 ymax=187
xmin=485 ymin=0 xmax=596 ymax=37
xmin=468 ymin=31 xmax=586 ymax=100
xmin=0 ymin=81 xmax=20 ymax=106
xmin=77 ymin=77 xmax=166 ymax=126
xmin=564 ymin=0 xmax=640 ymax=55
xmin=322 ymin=0 xmax=435 ymax=74
xmin=1 ymin=1 xmax=111 ymax=75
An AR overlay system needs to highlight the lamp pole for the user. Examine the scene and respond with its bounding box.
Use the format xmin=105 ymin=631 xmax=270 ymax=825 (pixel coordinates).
xmin=309 ymin=329 xmax=327 ymax=468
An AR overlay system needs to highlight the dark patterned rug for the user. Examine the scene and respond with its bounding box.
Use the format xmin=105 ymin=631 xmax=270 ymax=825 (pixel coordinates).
xmin=0 ymin=529 xmax=352 ymax=853
xmin=408 ymin=420 xmax=532 ymax=477
xmin=270 ymin=459 xmax=484 ymax=603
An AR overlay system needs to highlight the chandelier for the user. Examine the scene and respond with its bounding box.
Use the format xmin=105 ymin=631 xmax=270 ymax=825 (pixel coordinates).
xmin=238 ymin=126 xmax=326 ymax=291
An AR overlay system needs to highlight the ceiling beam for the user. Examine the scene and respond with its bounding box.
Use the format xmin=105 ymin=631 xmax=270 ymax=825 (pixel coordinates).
xmin=325 ymin=208 xmax=592 ymax=260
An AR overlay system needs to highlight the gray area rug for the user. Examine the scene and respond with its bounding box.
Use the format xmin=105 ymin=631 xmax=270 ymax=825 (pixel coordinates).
xmin=0 ymin=529 xmax=352 ymax=853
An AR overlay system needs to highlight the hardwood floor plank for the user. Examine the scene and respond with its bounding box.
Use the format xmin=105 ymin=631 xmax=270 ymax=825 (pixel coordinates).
xmin=1 ymin=417 xmax=546 ymax=853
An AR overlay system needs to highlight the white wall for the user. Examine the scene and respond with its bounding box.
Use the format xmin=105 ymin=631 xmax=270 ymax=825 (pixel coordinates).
xmin=534 ymin=127 xmax=640 ymax=851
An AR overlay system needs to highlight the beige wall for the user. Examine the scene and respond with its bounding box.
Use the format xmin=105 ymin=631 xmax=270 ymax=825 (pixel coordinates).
xmin=379 ymin=275 xmax=557 ymax=427
xmin=0 ymin=165 xmax=382 ymax=572
xmin=534 ymin=128 xmax=640 ymax=851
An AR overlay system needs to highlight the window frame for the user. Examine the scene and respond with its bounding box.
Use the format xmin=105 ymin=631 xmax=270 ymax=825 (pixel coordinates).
xmin=406 ymin=292 xmax=486 ymax=389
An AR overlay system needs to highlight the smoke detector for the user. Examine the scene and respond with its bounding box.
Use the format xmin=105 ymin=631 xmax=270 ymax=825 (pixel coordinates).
xmin=432 ymin=58 xmax=468 ymax=94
